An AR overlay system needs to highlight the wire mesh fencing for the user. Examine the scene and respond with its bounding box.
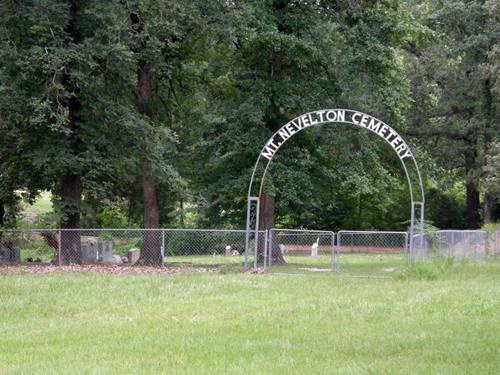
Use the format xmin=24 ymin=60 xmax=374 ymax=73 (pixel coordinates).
xmin=434 ymin=230 xmax=488 ymax=260
xmin=267 ymin=229 xmax=337 ymax=272
xmin=59 ymin=229 xmax=164 ymax=266
xmin=337 ymin=231 xmax=408 ymax=254
xmin=163 ymin=229 xmax=262 ymax=269
xmin=0 ymin=229 xmax=59 ymax=264
xmin=491 ymin=231 xmax=500 ymax=256
xmin=409 ymin=233 xmax=428 ymax=262
xmin=0 ymin=228 xmax=260 ymax=270
xmin=1 ymin=228 xmax=497 ymax=270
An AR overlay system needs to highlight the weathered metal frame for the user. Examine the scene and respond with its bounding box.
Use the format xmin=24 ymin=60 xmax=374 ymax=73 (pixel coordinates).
xmin=244 ymin=109 xmax=425 ymax=267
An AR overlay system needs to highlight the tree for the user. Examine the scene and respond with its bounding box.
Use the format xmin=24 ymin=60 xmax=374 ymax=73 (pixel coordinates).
xmin=403 ymin=0 xmax=499 ymax=228
xmin=122 ymin=0 xmax=216 ymax=264
xmin=0 ymin=1 xmax=138 ymax=262
xmin=194 ymin=0 xmax=421 ymax=263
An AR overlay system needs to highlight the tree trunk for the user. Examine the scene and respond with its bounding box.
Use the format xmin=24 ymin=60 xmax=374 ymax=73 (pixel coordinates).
xmin=135 ymin=58 xmax=163 ymax=265
xmin=56 ymin=0 xmax=83 ymax=265
xmin=484 ymin=194 xmax=493 ymax=224
xmin=465 ymin=145 xmax=481 ymax=229
xmin=59 ymin=173 xmax=82 ymax=264
xmin=0 ymin=203 xmax=4 ymax=228
xmin=259 ymin=192 xmax=285 ymax=264
xmin=0 ymin=203 xmax=4 ymax=244
xmin=140 ymin=160 xmax=162 ymax=265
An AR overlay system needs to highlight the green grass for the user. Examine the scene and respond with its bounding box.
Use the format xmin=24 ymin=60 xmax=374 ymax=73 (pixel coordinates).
xmin=20 ymin=191 xmax=53 ymax=216
xmin=17 ymin=191 xmax=55 ymax=229
xmin=0 ymin=255 xmax=499 ymax=374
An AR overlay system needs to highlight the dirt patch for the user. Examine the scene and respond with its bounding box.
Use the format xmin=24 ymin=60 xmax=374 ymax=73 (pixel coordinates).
xmin=246 ymin=267 xmax=265 ymax=275
xmin=0 ymin=264 xmax=219 ymax=275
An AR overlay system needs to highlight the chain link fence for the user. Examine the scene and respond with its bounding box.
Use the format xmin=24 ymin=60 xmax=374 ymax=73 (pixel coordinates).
xmin=267 ymin=229 xmax=337 ymax=272
xmin=409 ymin=233 xmax=428 ymax=262
xmin=1 ymin=228 xmax=497 ymax=270
xmin=163 ymin=229 xmax=263 ymax=269
xmin=492 ymin=230 xmax=500 ymax=256
xmin=337 ymin=231 xmax=408 ymax=254
xmin=434 ymin=230 xmax=488 ymax=260
xmin=0 ymin=229 xmax=58 ymax=264
xmin=0 ymin=228 xmax=261 ymax=270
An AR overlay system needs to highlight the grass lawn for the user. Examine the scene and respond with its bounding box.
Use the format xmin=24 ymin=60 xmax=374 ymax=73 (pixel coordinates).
xmin=0 ymin=255 xmax=499 ymax=374
xmin=20 ymin=191 xmax=53 ymax=215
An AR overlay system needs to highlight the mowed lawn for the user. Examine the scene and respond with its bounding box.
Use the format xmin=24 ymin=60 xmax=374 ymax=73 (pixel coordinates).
xmin=0 ymin=255 xmax=499 ymax=374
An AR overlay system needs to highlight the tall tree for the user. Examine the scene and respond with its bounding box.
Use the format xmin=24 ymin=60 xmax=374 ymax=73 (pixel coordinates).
xmin=122 ymin=0 xmax=212 ymax=264
xmin=403 ymin=0 xmax=499 ymax=228
xmin=0 ymin=1 xmax=138 ymax=262
xmin=192 ymin=0 xmax=421 ymax=264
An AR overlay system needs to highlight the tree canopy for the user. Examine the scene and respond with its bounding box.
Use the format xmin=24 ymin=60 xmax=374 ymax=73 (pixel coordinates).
xmin=0 ymin=0 xmax=498 ymax=238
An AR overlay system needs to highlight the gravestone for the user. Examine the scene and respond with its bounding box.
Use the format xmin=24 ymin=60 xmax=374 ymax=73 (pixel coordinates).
xmin=99 ymin=241 xmax=114 ymax=263
xmin=279 ymin=244 xmax=286 ymax=255
xmin=0 ymin=248 xmax=20 ymax=264
xmin=311 ymin=238 xmax=319 ymax=257
xmin=81 ymin=243 xmax=98 ymax=264
xmin=128 ymin=249 xmax=140 ymax=265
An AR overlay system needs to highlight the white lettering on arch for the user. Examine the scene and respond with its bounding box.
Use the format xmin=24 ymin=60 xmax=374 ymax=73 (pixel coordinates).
xmin=259 ymin=109 xmax=413 ymax=162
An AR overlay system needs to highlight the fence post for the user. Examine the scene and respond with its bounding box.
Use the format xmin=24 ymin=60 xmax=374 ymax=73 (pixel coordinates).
xmin=57 ymin=229 xmax=62 ymax=265
xmin=337 ymin=231 xmax=342 ymax=267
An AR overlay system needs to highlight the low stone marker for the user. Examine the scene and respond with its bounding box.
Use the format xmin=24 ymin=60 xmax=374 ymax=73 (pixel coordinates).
xmin=279 ymin=244 xmax=286 ymax=255
xmin=128 ymin=249 xmax=140 ymax=265
xmin=0 ymin=248 xmax=20 ymax=264
xmin=99 ymin=241 xmax=114 ymax=263
xmin=311 ymin=238 xmax=319 ymax=257
xmin=81 ymin=243 xmax=98 ymax=264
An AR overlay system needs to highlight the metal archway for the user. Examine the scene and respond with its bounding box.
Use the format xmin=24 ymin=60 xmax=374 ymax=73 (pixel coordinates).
xmin=244 ymin=109 xmax=425 ymax=268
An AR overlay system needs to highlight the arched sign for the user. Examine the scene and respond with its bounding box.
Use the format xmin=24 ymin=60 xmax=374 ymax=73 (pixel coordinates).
xmin=244 ymin=109 xmax=425 ymax=267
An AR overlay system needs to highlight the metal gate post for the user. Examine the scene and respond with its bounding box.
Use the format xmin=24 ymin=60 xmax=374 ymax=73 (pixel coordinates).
xmin=244 ymin=197 xmax=260 ymax=271
xmin=336 ymin=231 xmax=342 ymax=269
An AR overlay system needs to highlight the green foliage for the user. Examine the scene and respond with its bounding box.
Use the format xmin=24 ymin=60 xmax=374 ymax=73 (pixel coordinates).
xmin=1 ymin=0 xmax=498 ymax=230
xmin=94 ymin=207 xmax=129 ymax=229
